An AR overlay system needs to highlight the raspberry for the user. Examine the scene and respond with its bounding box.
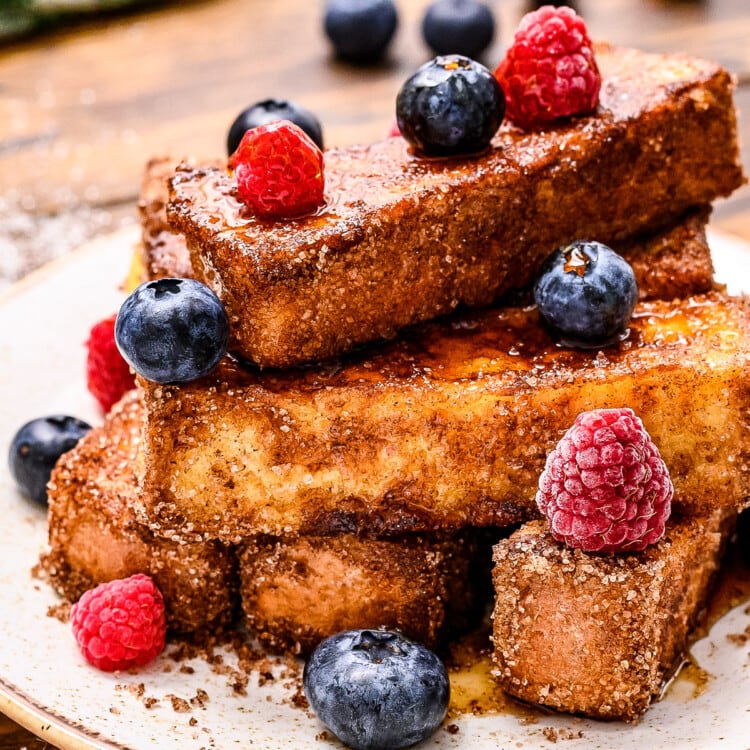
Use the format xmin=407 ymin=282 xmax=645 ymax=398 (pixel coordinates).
xmin=71 ymin=574 xmax=167 ymax=672
xmin=229 ymin=120 xmax=325 ymax=219
xmin=493 ymin=5 xmax=601 ymax=129
xmin=536 ymin=408 xmax=673 ymax=553
xmin=86 ymin=314 xmax=136 ymax=412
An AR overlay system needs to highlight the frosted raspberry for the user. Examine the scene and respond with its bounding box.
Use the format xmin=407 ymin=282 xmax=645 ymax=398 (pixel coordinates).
xmin=86 ymin=314 xmax=136 ymax=412
xmin=493 ymin=5 xmax=601 ymax=129
xmin=71 ymin=574 xmax=167 ymax=672
xmin=536 ymin=408 xmax=673 ymax=553
xmin=229 ymin=119 xmax=325 ymax=219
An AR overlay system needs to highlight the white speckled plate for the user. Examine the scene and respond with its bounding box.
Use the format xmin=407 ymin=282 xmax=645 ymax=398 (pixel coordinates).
xmin=1 ymin=226 xmax=749 ymax=750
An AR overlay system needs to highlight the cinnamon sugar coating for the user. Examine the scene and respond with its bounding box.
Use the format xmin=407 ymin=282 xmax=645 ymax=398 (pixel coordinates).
xmin=139 ymin=154 xmax=717 ymax=303
xmin=41 ymin=391 xmax=486 ymax=653
xmin=491 ymin=512 xmax=734 ymax=720
xmin=41 ymin=390 xmax=239 ymax=633
xmin=137 ymin=291 xmax=750 ymax=542
xmin=137 ymin=156 xmax=198 ymax=282
xmin=167 ymin=45 xmax=744 ymax=367
xmin=238 ymin=531 xmax=485 ymax=655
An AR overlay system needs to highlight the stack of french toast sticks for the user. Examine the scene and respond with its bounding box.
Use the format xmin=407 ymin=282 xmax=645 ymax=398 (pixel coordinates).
xmin=42 ymin=43 xmax=750 ymax=721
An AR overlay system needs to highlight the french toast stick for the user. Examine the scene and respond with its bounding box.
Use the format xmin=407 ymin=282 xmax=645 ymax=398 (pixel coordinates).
xmin=139 ymin=155 xmax=716 ymax=301
xmin=491 ymin=511 xmax=734 ymax=720
xmin=137 ymin=156 xmax=201 ymax=283
xmin=167 ymin=45 xmax=744 ymax=367
xmin=238 ymin=531 xmax=485 ymax=655
xmin=615 ymin=208 xmax=715 ymax=302
xmin=138 ymin=291 xmax=750 ymax=543
xmin=41 ymin=390 xmax=239 ymax=634
xmin=42 ymin=391 xmax=485 ymax=650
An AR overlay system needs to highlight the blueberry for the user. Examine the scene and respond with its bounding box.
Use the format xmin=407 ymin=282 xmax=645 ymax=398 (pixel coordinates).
xmin=396 ymin=55 xmax=504 ymax=156
xmin=9 ymin=416 xmax=91 ymax=505
xmin=533 ymin=240 xmax=639 ymax=348
xmin=422 ymin=0 xmax=496 ymax=59
xmin=324 ymin=0 xmax=398 ymax=63
xmin=115 ymin=278 xmax=229 ymax=384
xmin=303 ymin=629 xmax=449 ymax=750
xmin=227 ymin=99 xmax=324 ymax=156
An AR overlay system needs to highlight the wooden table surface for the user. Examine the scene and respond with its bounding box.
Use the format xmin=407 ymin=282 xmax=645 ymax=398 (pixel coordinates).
xmin=0 ymin=0 xmax=748 ymax=746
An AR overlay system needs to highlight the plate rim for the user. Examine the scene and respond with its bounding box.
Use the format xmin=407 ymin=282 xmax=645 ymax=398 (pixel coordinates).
xmin=0 ymin=678 xmax=132 ymax=750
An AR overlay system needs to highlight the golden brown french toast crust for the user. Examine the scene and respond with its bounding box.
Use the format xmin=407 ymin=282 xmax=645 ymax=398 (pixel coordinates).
xmin=238 ymin=531 xmax=483 ymax=655
xmin=491 ymin=512 xmax=733 ymax=720
xmin=41 ymin=390 xmax=239 ymax=633
xmin=138 ymin=156 xmax=195 ymax=282
xmin=41 ymin=390 xmax=485 ymax=652
xmin=167 ymin=45 xmax=744 ymax=367
xmin=619 ymin=208 xmax=715 ymax=302
xmin=139 ymin=151 xmax=715 ymax=303
xmin=138 ymin=291 xmax=750 ymax=543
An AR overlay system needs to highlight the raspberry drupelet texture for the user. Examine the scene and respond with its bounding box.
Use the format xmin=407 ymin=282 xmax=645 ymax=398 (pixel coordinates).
xmin=86 ymin=314 xmax=136 ymax=412
xmin=536 ymin=408 xmax=673 ymax=553
xmin=71 ymin=574 xmax=167 ymax=672
xmin=229 ymin=119 xmax=325 ymax=219
xmin=493 ymin=5 xmax=601 ymax=129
